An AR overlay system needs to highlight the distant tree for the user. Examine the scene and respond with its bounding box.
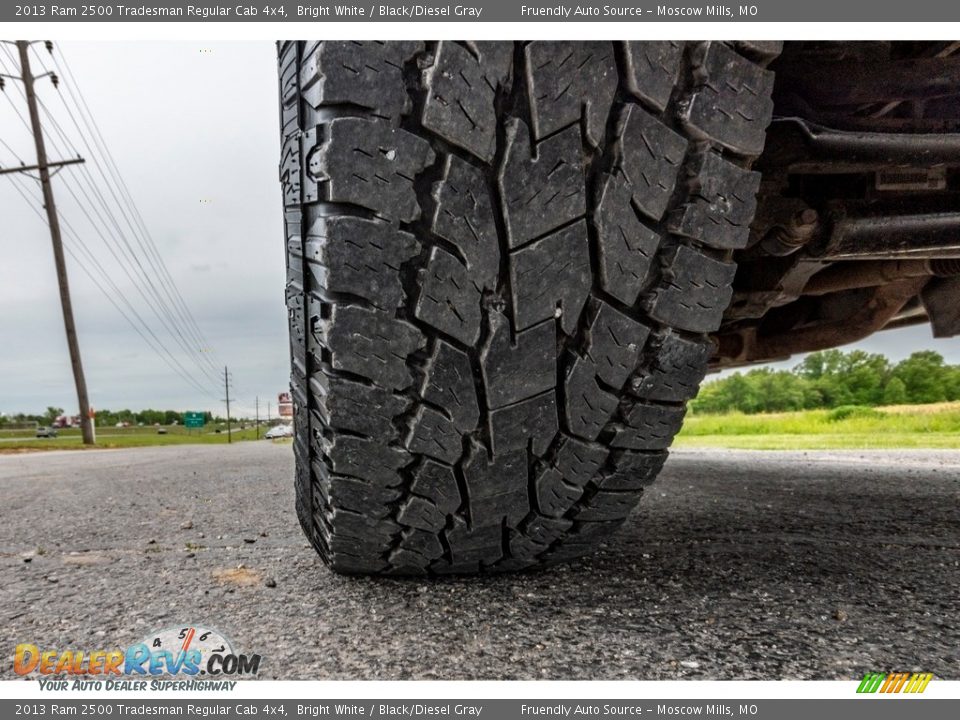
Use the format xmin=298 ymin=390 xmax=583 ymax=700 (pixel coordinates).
xmin=693 ymin=348 xmax=959 ymax=414
xmin=44 ymin=406 xmax=64 ymax=424
xmin=136 ymin=409 xmax=165 ymax=425
xmin=946 ymin=367 xmax=960 ymax=402
xmin=795 ymin=349 xmax=845 ymax=380
xmin=892 ymin=351 xmax=949 ymax=404
xmin=882 ymin=377 xmax=908 ymax=405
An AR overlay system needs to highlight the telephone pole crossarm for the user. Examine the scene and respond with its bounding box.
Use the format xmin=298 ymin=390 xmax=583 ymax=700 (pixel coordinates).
xmin=0 ymin=157 xmax=85 ymax=176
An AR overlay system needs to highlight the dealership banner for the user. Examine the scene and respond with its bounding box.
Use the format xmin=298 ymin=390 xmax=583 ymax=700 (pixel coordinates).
xmin=2 ymin=699 xmax=959 ymax=718
xmin=6 ymin=0 xmax=960 ymax=22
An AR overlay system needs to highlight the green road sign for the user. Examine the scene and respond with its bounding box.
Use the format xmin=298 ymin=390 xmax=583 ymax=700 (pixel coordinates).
xmin=184 ymin=412 xmax=205 ymax=428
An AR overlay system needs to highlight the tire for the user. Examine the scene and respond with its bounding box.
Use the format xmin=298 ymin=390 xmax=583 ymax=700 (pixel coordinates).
xmin=278 ymin=41 xmax=779 ymax=575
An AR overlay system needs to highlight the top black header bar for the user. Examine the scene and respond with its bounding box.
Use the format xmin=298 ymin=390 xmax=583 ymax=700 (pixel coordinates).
xmin=6 ymin=0 xmax=960 ymax=22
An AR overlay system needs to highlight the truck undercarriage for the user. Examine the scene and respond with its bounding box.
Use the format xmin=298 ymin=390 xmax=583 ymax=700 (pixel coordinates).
xmin=715 ymin=41 xmax=960 ymax=368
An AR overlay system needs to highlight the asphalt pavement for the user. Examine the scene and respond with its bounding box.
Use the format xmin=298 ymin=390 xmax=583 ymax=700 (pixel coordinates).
xmin=1 ymin=443 xmax=957 ymax=680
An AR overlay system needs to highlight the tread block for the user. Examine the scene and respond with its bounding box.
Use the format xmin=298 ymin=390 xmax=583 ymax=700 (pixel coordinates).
xmin=509 ymin=221 xmax=591 ymax=335
xmin=301 ymin=41 xmax=423 ymax=118
xmin=594 ymin=168 xmax=661 ymax=305
xmin=566 ymin=519 xmax=624 ymax=543
xmin=287 ymin=284 xmax=307 ymax=372
xmin=623 ymin=41 xmax=684 ymax=112
xmin=668 ymin=150 xmax=761 ymax=249
xmin=310 ymin=117 xmax=435 ymax=222
xmin=406 ymin=405 xmax=462 ymax=464
xmin=387 ymin=548 xmax=432 ymax=570
xmin=422 ymin=41 xmax=513 ymax=161
xmin=397 ymin=495 xmax=446 ymax=532
xmin=574 ymin=492 xmax=643 ymax=522
xmin=415 ymin=247 xmax=482 ymax=345
xmin=326 ymin=553 xmax=390 ymax=575
xmin=599 ymin=451 xmax=667 ymax=491
xmin=472 ymin=492 xmax=530 ymax=527
xmin=327 ymin=507 xmax=399 ymax=543
xmin=432 ymin=155 xmax=500 ymax=290
xmin=313 ymin=374 xmax=408 ymax=440
xmin=278 ymin=42 xmax=299 ymax=104
xmin=682 ymin=41 xmax=776 ymax=156
xmin=730 ymin=40 xmax=784 ymax=62
xmin=400 ymin=528 xmax=445 ymax=560
xmin=322 ymin=474 xmax=401 ymax=518
xmin=463 ymin=447 xmax=527 ymax=499
xmin=563 ymin=357 xmax=619 ymax=441
xmin=410 ymin=459 xmax=461 ymax=514
xmin=553 ymin=435 xmax=608 ymax=487
xmin=499 ymin=121 xmax=586 ymax=247
xmin=421 ymin=340 xmax=480 ymax=432
xmin=618 ymin=104 xmax=688 ymax=222
xmin=584 ymin=300 xmax=651 ymax=389
xmin=445 ymin=518 xmax=503 ymax=565
xmin=489 ymin=391 xmax=558 ymax=456
xmin=535 ymin=466 xmax=584 ymax=517
xmin=611 ymin=403 xmax=686 ymax=450
xmin=507 ymin=532 xmax=549 ymax=560
xmin=645 ymin=245 xmax=736 ymax=333
xmin=481 ymin=313 xmax=556 ymax=409
xmin=322 ymin=305 xmax=424 ymax=389
xmin=525 ymin=41 xmax=618 ymax=147
xmin=279 ymin=133 xmax=301 ymax=207
xmin=522 ymin=515 xmax=573 ymax=545
xmin=294 ymin=449 xmax=316 ymax=550
xmin=630 ymin=331 xmax=712 ymax=402
xmin=321 ymin=435 xmax=410 ymax=485
xmin=304 ymin=217 xmax=419 ymax=310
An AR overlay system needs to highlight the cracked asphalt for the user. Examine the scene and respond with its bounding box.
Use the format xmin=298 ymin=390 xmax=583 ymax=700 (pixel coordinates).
xmin=1 ymin=442 xmax=957 ymax=680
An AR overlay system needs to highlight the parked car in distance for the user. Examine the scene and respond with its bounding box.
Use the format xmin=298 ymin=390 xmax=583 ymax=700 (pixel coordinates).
xmin=35 ymin=426 xmax=58 ymax=438
xmin=264 ymin=424 xmax=293 ymax=439
xmin=157 ymin=427 xmax=168 ymax=435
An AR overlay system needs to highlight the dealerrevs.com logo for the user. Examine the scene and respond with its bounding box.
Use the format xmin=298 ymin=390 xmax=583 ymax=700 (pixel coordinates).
xmin=14 ymin=625 xmax=261 ymax=691
xmin=857 ymin=672 xmax=934 ymax=694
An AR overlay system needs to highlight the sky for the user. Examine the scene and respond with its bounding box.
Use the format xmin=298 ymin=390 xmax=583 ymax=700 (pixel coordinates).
xmin=0 ymin=42 xmax=286 ymax=418
xmin=0 ymin=41 xmax=958 ymax=417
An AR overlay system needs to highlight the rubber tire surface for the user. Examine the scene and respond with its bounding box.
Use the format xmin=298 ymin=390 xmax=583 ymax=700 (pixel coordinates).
xmin=278 ymin=41 xmax=779 ymax=575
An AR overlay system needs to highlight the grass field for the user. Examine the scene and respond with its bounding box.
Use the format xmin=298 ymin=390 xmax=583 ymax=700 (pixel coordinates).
xmin=0 ymin=424 xmax=282 ymax=452
xmin=676 ymin=402 xmax=960 ymax=449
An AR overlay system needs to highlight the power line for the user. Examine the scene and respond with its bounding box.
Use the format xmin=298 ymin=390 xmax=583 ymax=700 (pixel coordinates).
xmin=4 ymin=44 xmax=225 ymax=390
xmin=2 ymin=43 xmax=224 ymax=403
xmin=46 ymin=44 xmax=225 ymax=377
xmin=6 ymin=173 xmax=222 ymax=402
xmin=35 ymin=110 xmax=225 ymax=388
xmin=26 ymin=54 xmax=223 ymax=387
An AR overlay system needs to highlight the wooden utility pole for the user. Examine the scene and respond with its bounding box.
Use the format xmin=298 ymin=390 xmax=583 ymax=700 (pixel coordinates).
xmin=16 ymin=40 xmax=94 ymax=445
xmin=223 ymin=365 xmax=232 ymax=444
xmin=255 ymin=396 xmax=260 ymax=439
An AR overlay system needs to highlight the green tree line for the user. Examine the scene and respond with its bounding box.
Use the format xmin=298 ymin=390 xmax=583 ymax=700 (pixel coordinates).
xmin=691 ymin=350 xmax=960 ymax=415
xmin=1 ymin=408 xmax=225 ymax=427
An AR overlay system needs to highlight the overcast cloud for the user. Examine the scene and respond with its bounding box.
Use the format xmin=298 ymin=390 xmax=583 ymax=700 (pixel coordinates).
xmin=1 ymin=42 xmax=285 ymax=418
xmin=1 ymin=42 xmax=958 ymax=417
